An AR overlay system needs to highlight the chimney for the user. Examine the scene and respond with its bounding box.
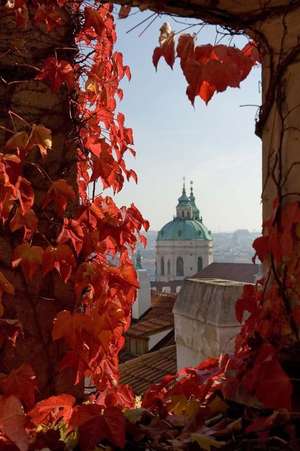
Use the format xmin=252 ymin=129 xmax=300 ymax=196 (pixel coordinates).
xmin=132 ymin=250 xmax=151 ymax=319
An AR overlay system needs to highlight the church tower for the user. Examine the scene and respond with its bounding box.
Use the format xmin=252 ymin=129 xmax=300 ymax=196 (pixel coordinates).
xmin=155 ymin=181 xmax=213 ymax=284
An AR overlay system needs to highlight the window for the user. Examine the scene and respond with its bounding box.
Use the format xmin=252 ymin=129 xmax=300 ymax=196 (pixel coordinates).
xmin=198 ymin=257 xmax=203 ymax=272
xmin=176 ymin=257 xmax=184 ymax=276
xmin=167 ymin=260 xmax=171 ymax=275
xmin=161 ymin=257 xmax=165 ymax=276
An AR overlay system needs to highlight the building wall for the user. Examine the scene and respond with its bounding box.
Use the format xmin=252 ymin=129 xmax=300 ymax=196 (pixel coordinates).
xmin=132 ymin=269 xmax=151 ymax=320
xmin=173 ymin=278 xmax=245 ymax=370
xmin=155 ymin=239 xmax=213 ymax=282
xmin=148 ymin=328 xmax=173 ymax=350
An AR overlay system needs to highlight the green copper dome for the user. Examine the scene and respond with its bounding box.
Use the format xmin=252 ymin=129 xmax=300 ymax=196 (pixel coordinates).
xmin=157 ymin=218 xmax=212 ymax=241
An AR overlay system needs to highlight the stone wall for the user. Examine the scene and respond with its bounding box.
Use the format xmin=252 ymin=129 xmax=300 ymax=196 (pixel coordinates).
xmin=173 ymin=278 xmax=246 ymax=369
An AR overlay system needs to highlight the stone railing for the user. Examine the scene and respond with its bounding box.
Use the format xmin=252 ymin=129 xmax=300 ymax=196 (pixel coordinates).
xmin=173 ymin=278 xmax=247 ymax=369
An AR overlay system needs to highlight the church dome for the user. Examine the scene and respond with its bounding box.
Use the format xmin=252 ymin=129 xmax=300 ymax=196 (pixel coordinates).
xmin=157 ymin=181 xmax=212 ymax=242
xmin=157 ymin=217 xmax=212 ymax=241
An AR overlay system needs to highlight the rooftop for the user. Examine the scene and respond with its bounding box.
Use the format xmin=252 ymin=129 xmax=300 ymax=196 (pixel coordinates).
xmin=192 ymin=262 xmax=260 ymax=284
xmin=127 ymin=292 xmax=176 ymax=338
xmin=119 ymin=345 xmax=177 ymax=395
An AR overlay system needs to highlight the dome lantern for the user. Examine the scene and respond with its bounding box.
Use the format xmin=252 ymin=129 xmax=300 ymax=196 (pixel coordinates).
xmin=176 ymin=178 xmax=193 ymax=219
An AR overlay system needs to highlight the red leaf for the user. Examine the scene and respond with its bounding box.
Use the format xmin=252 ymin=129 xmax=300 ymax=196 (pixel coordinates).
xmin=29 ymin=394 xmax=75 ymax=426
xmin=57 ymin=219 xmax=84 ymax=255
xmin=43 ymin=179 xmax=76 ymax=216
xmin=253 ymin=236 xmax=269 ymax=262
xmin=176 ymin=34 xmax=195 ymax=67
xmin=176 ymin=40 xmax=258 ymax=104
xmin=0 ymin=364 xmax=38 ymax=410
xmin=34 ymin=4 xmax=63 ymax=32
xmin=242 ymin=345 xmax=292 ymax=410
xmin=84 ymin=7 xmax=105 ymax=36
xmin=10 ymin=208 xmax=38 ymax=239
xmin=0 ymin=395 xmax=29 ymax=451
xmin=97 ymin=384 xmax=135 ymax=409
xmin=153 ymin=39 xmax=175 ymax=70
xmin=235 ymin=284 xmax=258 ymax=323
xmin=42 ymin=244 xmax=76 ymax=283
xmin=12 ymin=244 xmax=44 ymax=282
xmin=16 ymin=177 xmax=34 ymax=214
xmin=70 ymin=405 xmax=125 ymax=450
xmin=242 ymin=41 xmax=261 ymax=63
xmin=36 ymin=57 xmax=75 ymax=92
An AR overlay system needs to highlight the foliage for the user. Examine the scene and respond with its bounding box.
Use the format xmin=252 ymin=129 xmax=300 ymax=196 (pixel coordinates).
xmin=152 ymin=22 xmax=260 ymax=104
xmin=0 ymin=1 xmax=148 ymax=449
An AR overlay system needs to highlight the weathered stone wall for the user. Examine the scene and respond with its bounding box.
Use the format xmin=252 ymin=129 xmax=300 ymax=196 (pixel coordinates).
xmin=173 ymin=278 xmax=246 ymax=369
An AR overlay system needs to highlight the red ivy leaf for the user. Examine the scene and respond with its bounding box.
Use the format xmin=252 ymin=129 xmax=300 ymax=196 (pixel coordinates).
xmin=84 ymin=6 xmax=105 ymax=36
xmin=43 ymin=179 xmax=75 ymax=216
xmin=70 ymin=405 xmax=125 ymax=450
xmin=0 ymin=364 xmax=38 ymax=410
xmin=242 ymin=344 xmax=292 ymax=410
xmin=36 ymin=57 xmax=75 ymax=92
xmin=9 ymin=208 xmax=38 ymax=240
xmin=34 ymin=4 xmax=63 ymax=32
xmin=29 ymin=394 xmax=75 ymax=426
xmin=235 ymin=284 xmax=259 ymax=323
xmin=42 ymin=244 xmax=76 ymax=283
xmin=253 ymin=236 xmax=269 ymax=262
xmin=12 ymin=244 xmax=44 ymax=282
xmin=153 ymin=39 xmax=175 ymax=70
xmin=0 ymin=395 xmax=29 ymax=451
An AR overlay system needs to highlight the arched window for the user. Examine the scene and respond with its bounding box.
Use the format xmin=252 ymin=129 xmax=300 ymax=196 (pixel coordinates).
xmin=197 ymin=257 xmax=203 ymax=272
xmin=167 ymin=260 xmax=171 ymax=275
xmin=176 ymin=257 xmax=184 ymax=276
xmin=161 ymin=257 xmax=165 ymax=276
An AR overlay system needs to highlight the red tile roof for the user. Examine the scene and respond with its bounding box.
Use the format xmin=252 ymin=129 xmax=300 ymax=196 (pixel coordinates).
xmin=119 ymin=345 xmax=177 ymax=395
xmin=127 ymin=293 xmax=176 ymax=338
xmin=192 ymin=262 xmax=260 ymax=284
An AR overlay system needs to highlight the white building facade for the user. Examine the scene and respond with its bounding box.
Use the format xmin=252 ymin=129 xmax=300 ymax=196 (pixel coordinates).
xmin=132 ymin=250 xmax=151 ymax=320
xmin=156 ymin=182 xmax=213 ymax=283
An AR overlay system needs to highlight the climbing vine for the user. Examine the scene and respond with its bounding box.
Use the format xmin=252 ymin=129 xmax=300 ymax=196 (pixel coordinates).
xmin=1 ymin=0 xmax=300 ymax=450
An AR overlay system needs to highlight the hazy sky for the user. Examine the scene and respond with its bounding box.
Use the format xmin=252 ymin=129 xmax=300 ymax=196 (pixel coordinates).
xmin=110 ymin=10 xmax=262 ymax=233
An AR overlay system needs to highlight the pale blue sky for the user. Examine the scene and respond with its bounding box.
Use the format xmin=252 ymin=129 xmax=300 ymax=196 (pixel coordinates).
xmin=111 ymin=10 xmax=262 ymax=232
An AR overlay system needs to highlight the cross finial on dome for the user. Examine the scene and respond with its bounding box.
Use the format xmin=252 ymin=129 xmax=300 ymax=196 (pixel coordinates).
xmin=182 ymin=176 xmax=186 ymax=194
xmin=190 ymin=180 xmax=194 ymax=194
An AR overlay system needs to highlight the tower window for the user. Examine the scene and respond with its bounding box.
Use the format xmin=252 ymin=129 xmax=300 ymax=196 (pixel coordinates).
xmin=197 ymin=257 xmax=203 ymax=272
xmin=176 ymin=257 xmax=184 ymax=276
xmin=167 ymin=260 xmax=171 ymax=275
xmin=161 ymin=257 xmax=165 ymax=276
